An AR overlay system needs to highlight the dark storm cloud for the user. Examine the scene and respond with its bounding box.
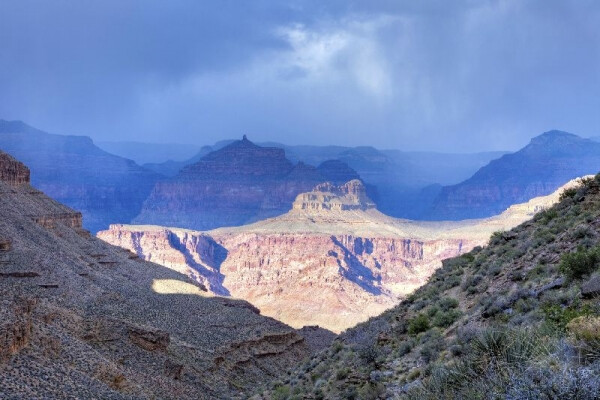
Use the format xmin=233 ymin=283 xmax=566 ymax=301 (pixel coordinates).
xmin=1 ymin=0 xmax=599 ymax=151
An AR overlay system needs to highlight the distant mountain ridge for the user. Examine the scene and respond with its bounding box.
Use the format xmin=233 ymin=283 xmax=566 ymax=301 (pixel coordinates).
xmin=0 ymin=119 xmax=160 ymax=232
xmin=425 ymin=130 xmax=600 ymax=220
xmin=144 ymin=139 xmax=507 ymax=219
xmin=96 ymin=140 xmax=202 ymax=164
xmin=133 ymin=136 xmax=362 ymax=230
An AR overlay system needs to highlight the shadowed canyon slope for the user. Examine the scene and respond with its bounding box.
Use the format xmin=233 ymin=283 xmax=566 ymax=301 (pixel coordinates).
xmin=426 ymin=130 xmax=600 ymax=220
xmin=0 ymin=151 xmax=331 ymax=399
xmin=0 ymin=120 xmax=160 ymax=233
xmin=133 ymin=136 xmax=362 ymax=231
xmin=99 ymin=178 xmax=583 ymax=333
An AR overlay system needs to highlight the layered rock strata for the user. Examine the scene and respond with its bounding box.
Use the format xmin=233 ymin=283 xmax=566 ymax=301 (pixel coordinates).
xmin=133 ymin=137 xmax=362 ymax=230
xmin=100 ymin=179 xmax=583 ymax=333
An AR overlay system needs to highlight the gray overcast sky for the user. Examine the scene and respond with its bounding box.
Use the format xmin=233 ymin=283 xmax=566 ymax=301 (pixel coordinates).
xmin=1 ymin=0 xmax=599 ymax=151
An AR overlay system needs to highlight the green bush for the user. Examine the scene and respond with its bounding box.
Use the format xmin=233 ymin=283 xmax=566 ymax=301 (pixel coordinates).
xmin=432 ymin=309 xmax=462 ymax=328
xmin=559 ymin=187 xmax=578 ymax=201
xmin=559 ymin=246 xmax=600 ymax=279
xmin=272 ymin=384 xmax=291 ymax=400
xmin=438 ymin=297 xmax=459 ymax=311
xmin=408 ymin=313 xmax=430 ymax=335
xmin=543 ymin=304 xmax=592 ymax=332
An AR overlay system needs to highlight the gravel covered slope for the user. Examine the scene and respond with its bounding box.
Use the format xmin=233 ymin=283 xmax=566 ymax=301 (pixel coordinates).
xmin=0 ymin=151 xmax=322 ymax=399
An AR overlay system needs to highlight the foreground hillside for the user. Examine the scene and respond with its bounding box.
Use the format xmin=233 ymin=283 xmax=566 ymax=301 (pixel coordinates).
xmin=100 ymin=179 xmax=581 ymax=333
xmin=256 ymin=174 xmax=600 ymax=399
xmin=0 ymin=151 xmax=331 ymax=399
xmin=0 ymin=120 xmax=160 ymax=232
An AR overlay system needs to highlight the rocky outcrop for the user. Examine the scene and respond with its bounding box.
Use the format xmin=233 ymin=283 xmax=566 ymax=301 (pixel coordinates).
xmin=213 ymin=330 xmax=305 ymax=371
xmin=426 ymin=131 xmax=600 ymax=220
xmin=0 ymin=151 xmax=30 ymax=185
xmin=293 ymin=180 xmax=376 ymax=211
xmin=30 ymin=212 xmax=83 ymax=230
xmin=133 ymin=137 xmax=362 ymax=231
xmin=128 ymin=327 xmax=170 ymax=351
xmin=0 ymin=297 xmax=36 ymax=364
xmin=0 ymin=238 xmax=11 ymax=252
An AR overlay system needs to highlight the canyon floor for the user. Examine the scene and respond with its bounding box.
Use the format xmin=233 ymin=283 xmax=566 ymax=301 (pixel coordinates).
xmin=98 ymin=178 xmax=585 ymax=333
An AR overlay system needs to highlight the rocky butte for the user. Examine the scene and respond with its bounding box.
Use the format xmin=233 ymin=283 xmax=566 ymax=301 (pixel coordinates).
xmin=98 ymin=178 xmax=584 ymax=333
xmin=0 ymin=150 xmax=333 ymax=399
xmin=133 ymin=136 xmax=362 ymax=231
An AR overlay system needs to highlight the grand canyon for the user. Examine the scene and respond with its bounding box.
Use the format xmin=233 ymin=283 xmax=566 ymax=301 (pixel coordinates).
xmin=3 ymin=2 xmax=600 ymax=399
xmin=99 ymin=177 xmax=585 ymax=332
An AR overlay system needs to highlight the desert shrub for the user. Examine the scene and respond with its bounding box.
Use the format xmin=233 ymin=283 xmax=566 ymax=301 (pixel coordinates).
xmin=489 ymin=231 xmax=504 ymax=246
xmin=358 ymin=343 xmax=380 ymax=365
xmin=397 ymin=341 xmax=413 ymax=356
xmin=543 ymin=304 xmax=592 ymax=332
xmin=335 ymin=367 xmax=350 ymax=380
xmin=461 ymin=274 xmax=483 ymax=292
xmin=440 ymin=275 xmax=461 ymax=290
xmin=567 ymin=316 xmax=600 ymax=342
xmin=272 ymin=384 xmax=291 ymax=400
xmin=427 ymin=305 xmax=440 ymax=318
xmin=420 ymin=330 xmax=445 ymax=363
xmin=559 ymin=246 xmax=600 ymax=279
xmin=560 ymin=187 xmax=578 ymax=201
xmin=432 ymin=309 xmax=462 ymax=328
xmin=405 ymin=327 xmax=561 ymax=400
xmin=573 ymin=224 xmax=593 ymax=239
xmin=438 ymin=297 xmax=459 ymax=311
xmin=357 ymin=383 xmax=384 ymax=400
xmin=408 ymin=314 xmax=430 ymax=335
xmin=537 ymin=208 xmax=559 ymax=224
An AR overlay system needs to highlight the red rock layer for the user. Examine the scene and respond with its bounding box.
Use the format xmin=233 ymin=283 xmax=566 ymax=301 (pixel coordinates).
xmin=0 ymin=151 xmax=30 ymax=185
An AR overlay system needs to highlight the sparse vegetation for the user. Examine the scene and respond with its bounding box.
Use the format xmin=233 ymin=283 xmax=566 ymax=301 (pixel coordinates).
xmin=408 ymin=313 xmax=430 ymax=335
xmin=559 ymin=245 xmax=600 ymax=280
xmin=258 ymin=174 xmax=600 ymax=399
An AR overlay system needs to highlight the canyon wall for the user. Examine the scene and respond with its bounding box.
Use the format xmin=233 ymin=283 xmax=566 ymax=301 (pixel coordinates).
xmin=99 ymin=226 xmax=479 ymax=332
xmin=100 ymin=178 xmax=584 ymax=333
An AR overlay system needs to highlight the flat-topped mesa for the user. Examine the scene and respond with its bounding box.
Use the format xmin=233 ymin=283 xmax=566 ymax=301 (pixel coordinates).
xmin=293 ymin=179 xmax=376 ymax=212
xmin=0 ymin=151 xmax=30 ymax=185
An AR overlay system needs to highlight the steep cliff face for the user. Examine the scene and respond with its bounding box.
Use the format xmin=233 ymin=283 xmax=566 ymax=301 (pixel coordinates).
xmin=0 ymin=120 xmax=160 ymax=233
xmin=0 ymin=151 xmax=328 ymax=399
xmin=134 ymin=137 xmax=362 ymax=231
xmin=100 ymin=180 xmax=578 ymax=333
xmin=0 ymin=151 xmax=30 ymax=185
xmin=426 ymin=131 xmax=600 ymax=220
xmin=102 ymin=225 xmax=477 ymax=332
